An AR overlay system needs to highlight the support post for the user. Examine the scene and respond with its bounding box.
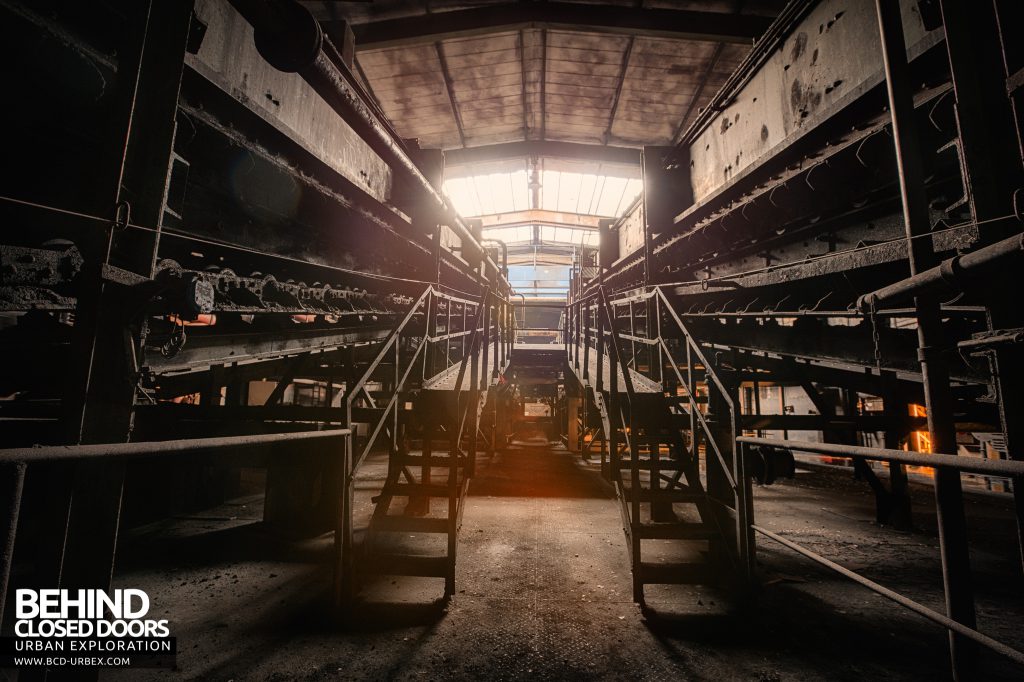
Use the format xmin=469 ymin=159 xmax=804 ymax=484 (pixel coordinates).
xmin=876 ymin=1 xmax=976 ymax=675
xmin=54 ymin=2 xmax=195 ymax=641
xmin=939 ymin=0 xmax=1024 ymax=576
xmin=0 ymin=463 xmax=26 ymax=632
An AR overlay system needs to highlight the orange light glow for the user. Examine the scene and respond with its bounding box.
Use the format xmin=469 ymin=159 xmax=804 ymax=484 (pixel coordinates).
xmin=909 ymin=403 xmax=931 ymax=453
xmin=905 ymin=403 xmax=935 ymax=477
xmin=167 ymin=314 xmax=217 ymax=326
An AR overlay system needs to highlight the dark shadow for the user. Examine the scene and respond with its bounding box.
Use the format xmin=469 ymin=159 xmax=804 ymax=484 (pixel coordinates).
xmin=639 ymin=568 xmax=1024 ymax=682
xmin=469 ymin=434 xmax=615 ymax=499
xmin=116 ymin=519 xmax=333 ymax=569
xmin=338 ymin=598 xmax=449 ymax=632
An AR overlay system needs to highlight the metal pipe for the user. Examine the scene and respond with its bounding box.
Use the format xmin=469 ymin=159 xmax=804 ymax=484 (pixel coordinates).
xmin=229 ymin=0 xmax=503 ymax=283
xmin=874 ymin=1 xmax=976 ymax=674
xmin=481 ymin=239 xmax=508 ymax=278
xmin=957 ymin=330 xmax=1024 ymax=351
xmin=0 ymin=429 xmax=352 ymax=625
xmin=752 ymin=525 xmax=1024 ymax=667
xmin=857 ymin=232 xmax=1024 ymax=311
xmin=0 ymin=429 xmax=352 ymax=465
xmin=0 ymin=463 xmax=26 ymax=632
xmin=738 ymin=436 xmax=1024 ymax=478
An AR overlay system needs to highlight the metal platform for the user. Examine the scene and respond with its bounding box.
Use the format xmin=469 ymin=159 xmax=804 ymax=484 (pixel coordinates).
xmin=422 ymin=354 xmax=496 ymax=391
xmin=571 ymin=346 xmax=662 ymax=394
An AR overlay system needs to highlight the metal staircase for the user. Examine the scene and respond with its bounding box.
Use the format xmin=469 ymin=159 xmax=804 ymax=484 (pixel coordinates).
xmin=336 ymin=286 xmax=510 ymax=603
xmin=567 ymin=286 xmax=753 ymax=605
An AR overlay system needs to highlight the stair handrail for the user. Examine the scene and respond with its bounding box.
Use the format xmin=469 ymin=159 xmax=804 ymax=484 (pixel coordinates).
xmin=344 ymin=285 xmax=433 ymax=470
xmin=453 ymin=287 xmax=491 ymax=446
xmin=597 ymin=286 xmax=637 ymax=461
xmin=648 ymin=288 xmax=739 ymax=492
xmin=654 ymin=285 xmax=753 ymax=579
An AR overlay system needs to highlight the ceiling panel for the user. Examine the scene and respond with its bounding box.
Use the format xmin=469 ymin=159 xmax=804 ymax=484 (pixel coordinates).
xmin=347 ymin=3 xmax=772 ymax=154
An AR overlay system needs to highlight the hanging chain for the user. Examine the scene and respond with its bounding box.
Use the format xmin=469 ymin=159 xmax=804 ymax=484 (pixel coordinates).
xmin=868 ymin=298 xmax=883 ymax=374
xmin=161 ymin=317 xmax=187 ymax=358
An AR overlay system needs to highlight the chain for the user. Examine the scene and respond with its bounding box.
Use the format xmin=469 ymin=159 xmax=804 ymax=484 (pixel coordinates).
xmin=868 ymin=298 xmax=883 ymax=374
xmin=160 ymin=317 xmax=187 ymax=358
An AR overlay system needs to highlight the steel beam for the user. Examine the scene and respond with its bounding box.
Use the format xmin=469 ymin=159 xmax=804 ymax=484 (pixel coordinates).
xmin=230 ymin=0 xmax=502 ymax=282
xmin=343 ymin=3 xmax=771 ymax=49
xmin=876 ymin=1 xmax=976 ymax=675
xmin=857 ymin=232 xmax=1024 ymax=310
xmin=739 ymin=414 xmax=927 ymax=432
xmin=55 ymin=0 xmax=195 ymax=632
xmin=444 ymin=140 xmax=641 ymax=166
xmin=146 ymin=324 xmax=393 ymax=373
xmin=435 ymin=41 xmax=466 ymax=148
xmin=477 ymin=209 xmax=603 ymax=230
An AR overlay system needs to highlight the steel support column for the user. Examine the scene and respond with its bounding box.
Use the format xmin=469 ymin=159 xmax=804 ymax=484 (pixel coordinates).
xmin=53 ymin=3 xmax=195 ymax=649
xmin=875 ymin=1 xmax=976 ymax=675
xmin=939 ymin=0 xmax=1024 ymax=575
xmin=0 ymin=463 xmax=26 ymax=632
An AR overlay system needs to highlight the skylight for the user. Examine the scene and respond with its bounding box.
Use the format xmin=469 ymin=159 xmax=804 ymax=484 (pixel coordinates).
xmin=443 ymin=159 xmax=642 ymax=219
xmin=481 ymin=224 xmax=600 ymax=247
xmin=443 ymin=170 xmax=530 ymax=216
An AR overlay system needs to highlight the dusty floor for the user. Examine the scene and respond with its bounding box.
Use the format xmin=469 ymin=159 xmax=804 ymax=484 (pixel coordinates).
xmin=76 ymin=435 xmax=1024 ymax=680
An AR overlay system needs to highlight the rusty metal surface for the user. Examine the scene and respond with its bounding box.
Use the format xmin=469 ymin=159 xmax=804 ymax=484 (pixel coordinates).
xmin=191 ymin=0 xmax=392 ymax=201
xmin=685 ymin=0 xmax=937 ymax=204
xmin=352 ymin=9 xmax=770 ymax=152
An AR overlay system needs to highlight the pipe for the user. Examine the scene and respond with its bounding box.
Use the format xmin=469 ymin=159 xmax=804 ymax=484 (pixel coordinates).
xmin=481 ymin=239 xmax=508 ymax=278
xmin=0 ymin=429 xmax=352 ymax=465
xmin=230 ymin=0 xmax=504 ymax=283
xmin=957 ymin=330 xmax=1024 ymax=351
xmin=858 ymin=232 xmax=1024 ymax=311
xmin=752 ymin=525 xmax=1024 ymax=667
xmin=737 ymin=436 xmax=1024 ymax=478
xmin=0 ymin=463 xmax=25 ymax=632
xmin=875 ymin=1 xmax=976 ymax=673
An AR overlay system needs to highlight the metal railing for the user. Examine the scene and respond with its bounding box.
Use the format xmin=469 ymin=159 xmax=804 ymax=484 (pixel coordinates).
xmin=565 ymin=284 xmax=754 ymax=580
xmin=336 ymin=285 xmax=511 ymax=599
xmin=0 ymin=429 xmax=352 ymax=629
xmin=737 ymin=435 xmax=1024 ymax=668
xmin=342 ymin=286 xmax=511 ymax=470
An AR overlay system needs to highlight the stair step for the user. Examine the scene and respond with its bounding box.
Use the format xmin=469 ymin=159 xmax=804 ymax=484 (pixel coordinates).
xmin=365 ymin=553 xmax=449 ymax=578
xmin=622 ymin=486 xmax=703 ymax=503
xmin=351 ymin=407 xmax=387 ymax=422
xmin=372 ymin=515 xmax=450 ymax=533
xmin=386 ymin=482 xmax=460 ymax=497
xmin=397 ymin=454 xmax=463 ymax=468
xmin=636 ymin=523 xmax=718 ymax=540
xmin=638 ymin=561 xmax=714 ymax=585
xmin=616 ymin=459 xmax=687 ymax=471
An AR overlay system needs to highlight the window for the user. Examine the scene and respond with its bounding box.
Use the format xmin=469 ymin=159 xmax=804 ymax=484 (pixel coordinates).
xmin=444 ymin=161 xmax=641 ymax=219
xmin=482 ymin=225 xmax=532 ymax=244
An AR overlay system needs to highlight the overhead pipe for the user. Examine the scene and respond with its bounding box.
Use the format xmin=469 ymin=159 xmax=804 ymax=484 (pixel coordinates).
xmin=481 ymin=238 xmax=508 ymax=278
xmin=229 ymin=0 xmax=504 ymax=284
xmin=857 ymin=232 xmax=1024 ymax=311
xmin=737 ymin=436 xmax=1024 ymax=478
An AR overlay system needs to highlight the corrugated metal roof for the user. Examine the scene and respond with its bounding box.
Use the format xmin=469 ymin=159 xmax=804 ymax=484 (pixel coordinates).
xmin=305 ymin=0 xmax=783 ymax=153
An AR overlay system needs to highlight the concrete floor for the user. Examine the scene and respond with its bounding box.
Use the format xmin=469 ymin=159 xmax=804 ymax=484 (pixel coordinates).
xmin=95 ymin=434 xmax=1023 ymax=681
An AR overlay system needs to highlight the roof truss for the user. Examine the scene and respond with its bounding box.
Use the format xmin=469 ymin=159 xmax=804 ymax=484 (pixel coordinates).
xmin=345 ymin=2 xmax=771 ymax=50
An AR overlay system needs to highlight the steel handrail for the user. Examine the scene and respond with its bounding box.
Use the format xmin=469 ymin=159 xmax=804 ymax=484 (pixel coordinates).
xmin=346 ymin=286 xmax=431 ymax=412
xmin=452 ymin=290 xmax=489 ymax=439
xmin=654 ymin=287 xmax=734 ymax=410
xmin=345 ymin=286 xmax=433 ymax=470
xmin=738 ymin=436 xmax=1024 ymax=478
xmin=0 ymin=429 xmax=351 ymax=465
xmin=656 ymin=336 xmax=738 ymax=492
xmin=598 ymin=287 xmax=637 ymax=400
